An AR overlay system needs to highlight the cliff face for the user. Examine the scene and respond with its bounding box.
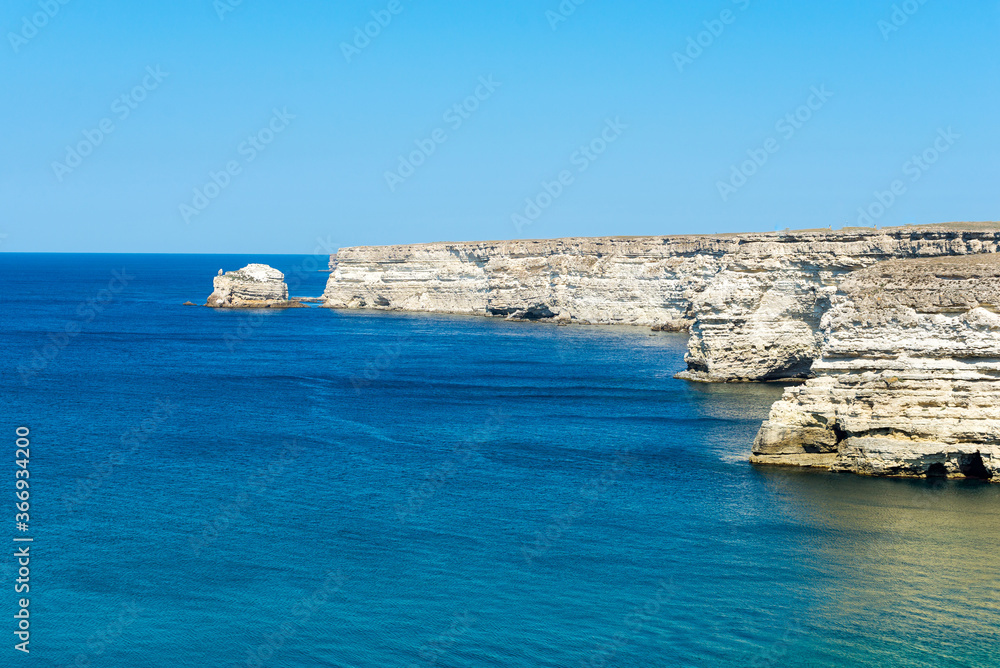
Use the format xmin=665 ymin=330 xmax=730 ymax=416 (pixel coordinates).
xmin=323 ymin=230 xmax=1000 ymax=481
xmin=207 ymin=264 xmax=293 ymax=308
xmin=752 ymin=255 xmax=1000 ymax=480
xmin=682 ymin=229 xmax=1000 ymax=381
xmin=324 ymin=227 xmax=1000 ymax=381
xmin=323 ymin=237 xmax=735 ymax=328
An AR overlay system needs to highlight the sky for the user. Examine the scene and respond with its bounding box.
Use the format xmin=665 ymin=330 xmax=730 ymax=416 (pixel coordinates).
xmin=1 ymin=0 xmax=998 ymax=253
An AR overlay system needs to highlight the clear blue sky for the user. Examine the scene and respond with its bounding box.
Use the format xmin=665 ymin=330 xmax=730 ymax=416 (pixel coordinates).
xmin=2 ymin=0 xmax=998 ymax=253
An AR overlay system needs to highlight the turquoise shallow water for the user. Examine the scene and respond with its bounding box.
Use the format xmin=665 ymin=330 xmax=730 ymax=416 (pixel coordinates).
xmin=2 ymin=254 xmax=999 ymax=667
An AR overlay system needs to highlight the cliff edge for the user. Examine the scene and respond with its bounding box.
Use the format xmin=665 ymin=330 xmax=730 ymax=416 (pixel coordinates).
xmin=752 ymin=254 xmax=1000 ymax=480
xmin=323 ymin=224 xmax=1000 ymax=382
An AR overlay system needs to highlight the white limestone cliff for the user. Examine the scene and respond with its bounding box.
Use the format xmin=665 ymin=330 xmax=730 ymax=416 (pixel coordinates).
xmin=323 ymin=236 xmax=733 ymax=328
xmin=752 ymin=254 xmax=1000 ymax=480
xmin=323 ymin=225 xmax=1000 ymax=380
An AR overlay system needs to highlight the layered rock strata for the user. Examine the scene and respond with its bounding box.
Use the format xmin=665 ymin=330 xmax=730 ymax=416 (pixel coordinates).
xmin=752 ymin=255 xmax=1000 ymax=480
xmin=323 ymin=226 xmax=1000 ymax=381
xmin=323 ymin=237 xmax=733 ymax=326
xmin=683 ymin=228 xmax=1000 ymax=381
xmin=207 ymin=264 xmax=298 ymax=308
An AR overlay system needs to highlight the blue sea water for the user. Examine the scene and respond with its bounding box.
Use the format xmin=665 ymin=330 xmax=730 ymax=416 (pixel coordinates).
xmin=2 ymin=253 xmax=999 ymax=668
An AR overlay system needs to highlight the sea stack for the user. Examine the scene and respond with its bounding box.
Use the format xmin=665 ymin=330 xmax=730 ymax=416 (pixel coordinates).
xmin=206 ymin=264 xmax=297 ymax=308
xmin=752 ymin=254 xmax=1000 ymax=480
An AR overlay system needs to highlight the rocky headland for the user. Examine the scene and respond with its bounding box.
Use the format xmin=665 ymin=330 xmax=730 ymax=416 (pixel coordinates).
xmin=313 ymin=223 xmax=1000 ymax=481
xmin=206 ymin=264 xmax=301 ymax=308
xmin=753 ymin=254 xmax=1000 ymax=480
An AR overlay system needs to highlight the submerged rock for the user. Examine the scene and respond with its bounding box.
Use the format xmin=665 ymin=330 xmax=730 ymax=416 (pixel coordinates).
xmin=652 ymin=319 xmax=692 ymax=332
xmin=752 ymin=254 xmax=1000 ymax=481
xmin=206 ymin=264 xmax=299 ymax=308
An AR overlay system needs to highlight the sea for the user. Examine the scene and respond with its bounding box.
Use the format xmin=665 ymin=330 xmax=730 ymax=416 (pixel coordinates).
xmin=2 ymin=253 xmax=999 ymax=667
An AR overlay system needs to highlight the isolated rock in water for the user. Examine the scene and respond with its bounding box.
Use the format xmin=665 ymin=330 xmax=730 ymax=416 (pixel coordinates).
xmin=206 ymin=264 xmax=291 ymax=308
xmin=752 ymin=254 xmax=1000 ymax=481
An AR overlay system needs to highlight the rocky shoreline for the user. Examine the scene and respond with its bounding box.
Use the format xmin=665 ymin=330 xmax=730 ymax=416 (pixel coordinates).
xmin=321 ymin=224 xmax=1000 ymax=384
xmin=212 ymin=224 xmax=1000 ymax=481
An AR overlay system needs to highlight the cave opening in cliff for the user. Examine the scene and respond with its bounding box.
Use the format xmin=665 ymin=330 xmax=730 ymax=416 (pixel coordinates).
xmin=958 ymin=452 xmax=993 ymax=480
xmin=925 ymin=463 xmax=948 ymax=478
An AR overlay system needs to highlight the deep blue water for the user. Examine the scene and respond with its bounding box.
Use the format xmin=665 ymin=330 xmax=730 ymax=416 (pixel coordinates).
xmin=2 ymin=254 xmax=999 ymax=667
